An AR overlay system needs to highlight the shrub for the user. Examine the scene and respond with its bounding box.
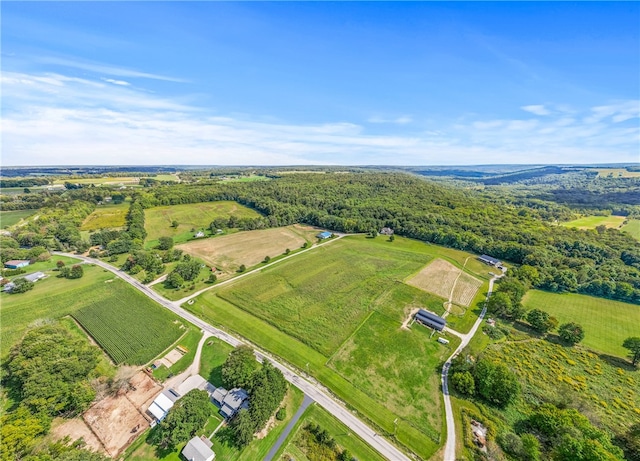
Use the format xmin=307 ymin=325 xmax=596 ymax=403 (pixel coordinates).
xmin=451 ymin=371 xmax=475 ymax=396
xmin=558 ymin=322 xmax=585 ymax=346
xmin=276 ymin=407 xmax=286 ymax=421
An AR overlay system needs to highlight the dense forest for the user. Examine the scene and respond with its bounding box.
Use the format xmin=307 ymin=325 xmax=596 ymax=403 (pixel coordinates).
xmin=2 ymin=171 xmax=639 ymax=303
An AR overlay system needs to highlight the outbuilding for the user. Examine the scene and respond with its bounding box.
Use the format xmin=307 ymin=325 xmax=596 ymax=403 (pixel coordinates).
xmin=317 ymin=231 xmax=332 ymax=239
xmin=24 ymin=272 xmax=46 ymax=283
xmin=478 ymin=255 xmax=501 ymax=267
xmin=4 ymin=260 xmax=30 ymax=269
xmin=182 ymin=436 xmax=215 ymax=461
xmin=415 ymin=309 xmax=446 ymax=332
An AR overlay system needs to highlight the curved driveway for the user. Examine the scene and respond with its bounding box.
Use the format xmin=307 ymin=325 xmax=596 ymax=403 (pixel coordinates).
xmin=56 ymin=252 xmax=411 ymax=461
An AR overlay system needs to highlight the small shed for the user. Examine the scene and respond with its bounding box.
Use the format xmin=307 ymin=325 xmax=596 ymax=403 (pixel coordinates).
xmin=317 ymin=231 xmax=332 ymax=239
xmin=194 ymin=231 xmax=205 ymax=238
xmin=4 ymin=260 xmax=30 ymax=269
xmin=380 ymin=227 xmax=394 ymax=236
xmin=181 ymin=436 xmax=215 ymax=461
xmin=24 ymin=272 xmax=46 ymax=283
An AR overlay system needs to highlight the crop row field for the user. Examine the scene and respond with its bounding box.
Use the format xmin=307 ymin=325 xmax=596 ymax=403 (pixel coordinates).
xmin=522 ymin=290 xmax=640 ymax=357
xmin=80 ymin=202 xmax=129 ymax=231
xmin=144 ymin=201 xmax=262 ymax=247
xmin=72 ymin=291 xmax=183 ymax=365
xmin=407 ymin=258 xmax=482 ymax=307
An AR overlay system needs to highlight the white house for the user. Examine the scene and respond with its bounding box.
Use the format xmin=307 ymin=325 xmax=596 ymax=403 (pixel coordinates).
xmin=182 ymin=436 xmax=215 ymax=461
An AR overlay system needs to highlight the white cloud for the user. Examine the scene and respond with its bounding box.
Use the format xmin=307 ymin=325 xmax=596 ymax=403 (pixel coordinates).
xmin=2 ymin=70 xmax=638 ymax=166
xmin=521 ymin=104 xmax=550 ymax=116
xmin=367 ymin=115 xmax=413 ymax=124
xmin=103 ymin=78 xmax=131 ymax=86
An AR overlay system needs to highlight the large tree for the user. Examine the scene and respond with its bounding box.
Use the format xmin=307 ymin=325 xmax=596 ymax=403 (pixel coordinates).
xmin=558 ymin=322 xmax=585 ymax=346
xmin=623 ymin=337 xmax=640 ymax=366
xmin=474 ymin=359 xmax=520 ymax=407
xmin=153 ymin=390 xmax=211 ymax=449
xmin=222 ymin=346 xmax=259 ymax=389
xmin=526 ymin=309 xmax=557 ymax=334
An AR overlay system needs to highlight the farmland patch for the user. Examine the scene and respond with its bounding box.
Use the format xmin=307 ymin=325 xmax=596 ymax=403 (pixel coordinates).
xmin=0 ymin=209 xmax=36 ymax=228
xmin=522 ymin=290 xmax=640 ymax=357
xmin=72 ymin=291 xmax=183 ymax=365
xmin=621 ymin=219 xmax=640 ymax=241
xmin=80 ymin=202 xmax=129 ymax=231
xmin=561 ymin=215 xmax=626 ymax=230
xmin=407 ymin=258 xmax=481 ymax=307
xmin=177 ymin=225 xmax=320 ymax=276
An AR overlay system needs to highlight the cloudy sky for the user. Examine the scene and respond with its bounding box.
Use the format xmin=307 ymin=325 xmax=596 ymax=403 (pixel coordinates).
xmin=2 ymin=2 xmax=638 ymax=166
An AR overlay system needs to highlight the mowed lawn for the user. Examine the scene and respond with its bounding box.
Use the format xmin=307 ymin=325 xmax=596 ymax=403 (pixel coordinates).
xmin=561 ymin=215 xmax=625 ymax=230
xmin=144 ymin=201 xmax=262 ymax=247
xmin=522 ymin=290 xmax=640 ymax=357
xmin=621 ymin=219 xmax=640 ymax=241
xmin=215 ymin=236 xmax=434 ymax=355
xmin=80 ymin=201 xmax=129 ymax=231
xmin=0 ymin=209 xmax=37 ymax=228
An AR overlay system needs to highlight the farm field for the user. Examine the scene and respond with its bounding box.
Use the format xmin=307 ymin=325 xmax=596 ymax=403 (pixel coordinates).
xmin=53 ymin=176 xmax=141 ymax=185
xmin=560 ymin=215 xmax=625 ymax=229
xmin=621 ymin=219 xmax=640 ymax=241
xmin=483 ymin=338 xmax=640 ymax=433
xmin=215 ymin=235 xmax=434 ymax=355
xmin=275 ymin=403 xmax=387 ymax=461
xmin=191 ymin=235 xmax=487 ymax=459
xmin=329 ymin=312 xmax=456 ymax=442
xmin=594 ymin=168 xmax=640 ymax=178
xmin=144 ymin=201 xmax=262 ymax=247
xmin=177 ymin=224 xmax=320 ymax=276
xmin=407 ymin=258 xmax=482 ymax=307
xmin=0 ymin=209 xmax=37 ymax=228
xmin=522 ymin=290 xmax=640 ymax=357
xmin=72 ymin=289 xmax=183 ymax=364
xmin=80 ymin=201 xmax=129 ymax=231
xmin=0 ymin=263 xmax=114 ymax=357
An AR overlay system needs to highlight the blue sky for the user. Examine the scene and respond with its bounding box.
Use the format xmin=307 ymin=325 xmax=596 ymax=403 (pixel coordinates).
xmin=2 ymin=2 xmax=638 ymax=166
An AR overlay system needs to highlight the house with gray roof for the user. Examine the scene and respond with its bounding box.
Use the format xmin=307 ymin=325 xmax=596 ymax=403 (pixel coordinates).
xmin=24 ymin=272 xmax=46 ymax=283
xmin=211 ymin=387 xmax=249 ymax=419
xmin=181 ymin=436 xmax=215 ymax=461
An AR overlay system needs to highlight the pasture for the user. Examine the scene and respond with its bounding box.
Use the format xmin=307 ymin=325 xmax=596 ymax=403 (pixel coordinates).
xmin=177 ymin=224 xmax=320 ymax=276
xmin=53 ymin=176 xmax=141 ymax=185
xmin=80 ymin=202 xmax=129 ymax=231
xmin=561 ymin=215 xmax=626 ymax=230
xmin=484 ymin=339 xmax=640 ymax=433
xmin=329 ymin=312 xmax=455 ymax=442
xmin=275 ymin=403 xmax=387 ymax=461
xmin=407 ymin=258 xmax=482 ymax=307
xmin=621 ymin=219 xmax=640 ymax=241
xmin=522 ymin=290 xmax=640 ymax=357
xmin=144 ymin=201 xmax=261 ymax=247
xmin=72 ymin=290 xmax=183 ymax=365
xmin=0 ymin=209 xmax=36 ymax=228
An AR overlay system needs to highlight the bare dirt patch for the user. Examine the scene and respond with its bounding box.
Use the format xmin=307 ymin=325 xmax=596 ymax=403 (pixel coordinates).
xmin=407 ymin=259 xmax=481 ymax=307
xmin=256 ymin=414 xmax=277 ymax=439
xmin=125 ymin=371 xmax=163 ymax=408
xmin=52 ymin=418 xmax=105 ymax=454
xmin=177 ymin=225 xmax=318 ymax=275
xmin=401 ymin=307 xmax=420 ymax=330
xmin=83 ymin=395 xmax=147 ymax=457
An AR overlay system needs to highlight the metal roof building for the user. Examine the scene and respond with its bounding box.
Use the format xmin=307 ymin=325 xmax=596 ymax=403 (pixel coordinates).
xmin=182 ymin=436 xmax=215 ymax=461
xmin=479 ymin=255 xmax=502 ymax=266
xmin=415 ymin=309 xmax=446 ymax=332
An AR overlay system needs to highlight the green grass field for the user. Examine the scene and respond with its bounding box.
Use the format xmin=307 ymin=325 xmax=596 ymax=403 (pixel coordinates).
xmin=53 ymin=176 xmax=140 ymax=185
xmin=199 ymin=337 xmax=235 ymax=387
xmin=0 ymin=263 xmax=115 ymax=357
xmin=144 ymin=201 xmax=261 ymax=247
xmin=0 ymin=209 xmax=37 ymax=228
xmin=560 ymin=215 xmax=625 ymax=230
xmin=275 ymin=403 xmax=387 ymax=461
xmin=72 ymin=289 xmax=183 ymax=365
xmin=188 ymin=235 xmax=485 ymax=459
xmin=329 ymin=312 xmax=455 ymax=441
xmin=522 ymin=290 xmax=640 ymax=357
xmin=621 ymin=219 xmax=640 ymax=241
xmin=80 ymin=201 xmax=129 ymax=231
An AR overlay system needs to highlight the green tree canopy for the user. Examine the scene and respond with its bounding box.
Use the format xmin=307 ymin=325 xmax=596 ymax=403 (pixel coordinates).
xmin=558 ymin=322 xmax=585 ymax=346
xmin=622 ymin=337 xmax=640 ymax=366
xmin=473 ymin=359 xmax=520 ymax=407
xmin=153 ymin=390 xmax=211 ymax=449
xmin=222 ymin=345 xmax=259 ymax=389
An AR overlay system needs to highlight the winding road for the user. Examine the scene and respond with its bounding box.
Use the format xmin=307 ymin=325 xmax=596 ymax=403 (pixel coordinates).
xmin=441 ymin=270 xmax=504 ymax=460
xmin=56 ymin=251 xmax=411 ymax=461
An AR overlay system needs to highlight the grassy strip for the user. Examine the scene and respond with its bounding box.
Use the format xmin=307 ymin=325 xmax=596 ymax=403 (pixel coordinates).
xmin=152 ymin=328 xmax=203 ymax=381
xmin=0 ymin=209 xmax=36 ymax=228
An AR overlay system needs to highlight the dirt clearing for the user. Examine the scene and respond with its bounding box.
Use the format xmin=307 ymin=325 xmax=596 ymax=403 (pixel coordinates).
xmin=407 ymin=259 xmax=481 ymax=307
xmin=52 ymin=418 xmax=105 ymax=454
xmin=177 ymin=225 xmax=319 ymax=275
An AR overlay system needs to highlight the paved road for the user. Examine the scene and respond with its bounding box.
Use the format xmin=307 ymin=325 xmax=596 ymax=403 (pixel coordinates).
xmin=263 ymin=395 xmax=314 ymax=461
xmin=441 ymin=271 xmax=504 ymax=461
xmin=57 ymin=252 xmax=411 ymax=461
